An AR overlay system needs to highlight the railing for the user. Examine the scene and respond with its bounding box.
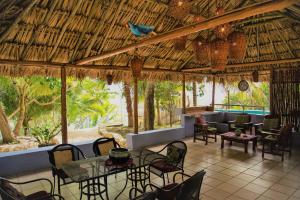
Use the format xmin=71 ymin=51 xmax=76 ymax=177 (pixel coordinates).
xmin=214 ymin=104 xmax=269 ymax=115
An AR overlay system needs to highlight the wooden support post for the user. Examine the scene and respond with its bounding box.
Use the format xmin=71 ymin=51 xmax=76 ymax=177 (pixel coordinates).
xmin=182 ymin=74 xmax=186 ymax=114
xmin=133 ymin=77 xmax=138 ymax=134
xmin=61 ymin=66 xmax=68 ymax=143
xmin=227 ymin=90 xmax=230 ymax=110
xmin=270 ymin=69 xmax=274 ymax=115
xmin=212 ymin=76 xmax=216 ymax=111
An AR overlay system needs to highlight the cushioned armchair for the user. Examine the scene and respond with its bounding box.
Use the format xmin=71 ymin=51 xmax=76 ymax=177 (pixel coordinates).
xmin=262 ymin=124 xmax=293 ymax=161
xmin=0 ymin=177 xmax=64 ymax=200
xmin=228 ymin=114 xmax=253 ymax=134
xmin=194 ymin=115 xmax=217 ymax=145
xmin=129 ymin=170 xmax=206 ymax=200
xmin=254 ymin=115 xmax=280 ymax=139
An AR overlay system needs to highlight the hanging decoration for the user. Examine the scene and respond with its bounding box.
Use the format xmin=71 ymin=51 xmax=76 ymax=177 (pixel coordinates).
xmin=214 ymin=6 xmax=231 ymax=39
xmin=106 ymin=74 xmax=113 ymax=85
xmin=211 ymin=39 xmax=229 ymax=71
xmin=173 ymin=24 xmax=187 ymax=51
xmin=238 ymin=80 xmax=249 ymax=91
xmin=131 ymin=57 xmax=143 ymax=78
xmin=168 ymin=0 xmax=191 ymax=20
xmin=228 ymin=31 xmax=247 ymax=60
xmin=193 ymin=15 xmax=206 ymax=23
xmin=192 ymin=36 xmax=210 ymax=64
xmin=252 ymin=71 xmax=259 ymax=82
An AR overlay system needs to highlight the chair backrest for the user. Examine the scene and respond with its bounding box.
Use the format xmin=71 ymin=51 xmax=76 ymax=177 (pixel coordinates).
xmin=48 ymin=144 xmax=86 ymax=169
xmin=0 ymin=178 xmax=25 ymax=200
xmin=176 ymin=170 xmax=206 ymax=200
xmin=165 ymin=141 xmax=187 ymax=169
xmin=235 ymin=114 xmax=251 ymax=124
xmin=278 ymin=124 xmax=293 ymax=146
xmin=93 ymin=137 xmax=119 ymax=156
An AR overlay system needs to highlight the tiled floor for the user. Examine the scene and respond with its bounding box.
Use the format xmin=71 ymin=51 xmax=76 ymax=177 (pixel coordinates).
xmin=5 ymin=137 xmax=300 ymax=200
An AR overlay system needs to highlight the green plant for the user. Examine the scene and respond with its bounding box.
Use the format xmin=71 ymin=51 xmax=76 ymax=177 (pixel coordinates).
xmin=31 ymin=123 xmax=60 ymax=146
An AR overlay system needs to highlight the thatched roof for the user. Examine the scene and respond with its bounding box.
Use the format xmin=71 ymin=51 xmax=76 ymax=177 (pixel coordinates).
xmin=0 ymin=0 xmax=299 ymax=82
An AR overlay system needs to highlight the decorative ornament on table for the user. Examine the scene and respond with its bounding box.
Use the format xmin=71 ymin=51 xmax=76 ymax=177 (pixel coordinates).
xmin=211 ymin=38 xmax=229 ymax=71
xmin=106 ymin=74 xmax=113 ymax=85
xmin=192 ymin=35 xmax=211 ymax=64
xmin=127 ymin=21 xmax=156 ymax=37
xmin=130 ymin=56 xmax=143 ymax=78
xmin=228 ymin=31 xmax=247 ymax=60
xmin=168 ymin=0 xmax=191 ymax=20
xmin=173 ymin=24 xmax=187 ymax=51
xmin=238 ymin=79 xmax=249 ymax=91
xmin=252 ymin=71 xmax=259 ymax=82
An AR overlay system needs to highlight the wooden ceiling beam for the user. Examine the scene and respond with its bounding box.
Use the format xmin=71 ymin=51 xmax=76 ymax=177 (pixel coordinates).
xmin=182 ymin=57 xmax=300 ymax=72
xmin=76 ymin=0 xmax=297 ymax=65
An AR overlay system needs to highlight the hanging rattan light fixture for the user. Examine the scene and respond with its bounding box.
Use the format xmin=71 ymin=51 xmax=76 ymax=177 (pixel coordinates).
xmin=192 ymin=36 xmax=210 ymax=64
xmin=193 ymin=15 xmax=206 ymax=23
xmin=228 ymin=31 xmax=247 ymax=60
xmin=106 ymin=74 xmax=113 ymax=85
xmin=214 ymin=6 xmax=231 ymax=39
xmin=252 ymin=71 xmax=259 ymax=82
xmin=173 ymin=24 xmax=187 ymax=51
xmin=131 ymin=57 xmax=143 ymax=78
xmin=211 ymin=39 xmax=229 ymax=71
xmin=168 ymin=0 xmax=191 ymax=20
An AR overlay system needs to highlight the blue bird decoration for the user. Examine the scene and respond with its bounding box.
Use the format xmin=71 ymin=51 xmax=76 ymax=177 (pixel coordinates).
xmin=127 ymin=21 xmax=156 ymax=37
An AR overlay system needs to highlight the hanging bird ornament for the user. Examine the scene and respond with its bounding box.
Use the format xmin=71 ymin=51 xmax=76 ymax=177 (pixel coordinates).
xmin=127 ymin=21 xmax=157 ymax=37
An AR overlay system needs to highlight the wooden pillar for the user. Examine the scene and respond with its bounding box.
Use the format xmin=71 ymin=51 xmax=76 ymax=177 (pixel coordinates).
xmin=61 ymin=66 xmax=68 ymax=143
xmin=270 ymin=69 xmax=274 ymax=115
xmin=133 ymin=77 xmax=138 ymax=134
xmin=212 ymin=76 xmax=216 ymax=111
xmin=182 ymin=74 xmax=186 ymax=114
xmin=227 ymin=90 xmax=230 ymax=110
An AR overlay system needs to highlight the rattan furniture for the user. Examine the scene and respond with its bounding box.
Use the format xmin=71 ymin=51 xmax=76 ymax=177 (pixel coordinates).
xmin=228 ymin=114 xmax=253 ymax=134
xmin=220 ymin=132 xmax=257 ymax=153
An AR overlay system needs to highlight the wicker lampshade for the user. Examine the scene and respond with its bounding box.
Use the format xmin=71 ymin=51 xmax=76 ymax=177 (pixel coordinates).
xmin=252 ymin=71 xmax=259 ymax=82
xmin=168 ymin=0 xmax=190 ymax=20
xmin=192 ymin=36 xmax=211 ymax=64
xmin=228 ymin=31 xmax=247 ymax=60
xmin=173 ymin=24 xmax=187 ymax=51
xmin=106 ymin=74 xmax=113 ymax=85
xmin=214 ymin=6 xmax=231 ymax=39
xmin=211 ymin=39 xmax=229 ymax=71
xmin=131 ymin=57 xmax=143 ymax=78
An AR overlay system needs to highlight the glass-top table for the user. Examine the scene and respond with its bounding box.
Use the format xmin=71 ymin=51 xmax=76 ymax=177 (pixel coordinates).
xmin=62 ymin=149 xmax=166 ymax=199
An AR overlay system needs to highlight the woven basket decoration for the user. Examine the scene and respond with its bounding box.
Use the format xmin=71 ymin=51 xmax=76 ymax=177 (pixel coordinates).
xmin=173 ymin=24 xmax=187 ymax=51
xmin=168 ymin=0 xmax=190 ymax=20
xmin=106 ymin=74 xmax=113 ymax=85
xmin=252 ymin=71 xmax=259 ymax=82
xmin=131 ymin=57 xmax=143 ymax=78
xmin=192 ymin=36 xmax=211 ymax=64
xmin=211 ymin=39 xmax=229 ymax=71
xmin=214 ymin=6 xmax=231 ymax=39
xmin=228 ymin=31 xmax=247 ymax=60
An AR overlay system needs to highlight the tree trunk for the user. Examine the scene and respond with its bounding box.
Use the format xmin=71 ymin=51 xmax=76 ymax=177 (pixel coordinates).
xmin=144 ymin=82 xmax=155 ymax=130
xmin=169 ymin=106 xmax=173 ymax=127
xmin=123 ymin=81 xmax=133 ymax=127
xmin=0 ymin=105 xmax=15 ymax=143
xmin=193 ymin=82 xmax=197 ymax=106
xmin=14 ymin=89 xmax=26 ymax=136
xmin=155 ymin=98 xmax=161 ymax=126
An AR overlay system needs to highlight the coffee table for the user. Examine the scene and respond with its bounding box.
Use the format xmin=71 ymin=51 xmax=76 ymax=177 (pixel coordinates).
xmin=220 ymin=132 xmax=257 ymax=153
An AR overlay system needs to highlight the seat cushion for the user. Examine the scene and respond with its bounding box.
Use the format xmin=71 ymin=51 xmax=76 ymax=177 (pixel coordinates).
xmin=207 ymin=127 xmax=217 ymax=132
xmin=26 ymin=191 xmax=53 ymax=200
xmin=151 ymin=160 xmax=180 ymax=173
xmin=195 ymin=115 xmax=207 ymax=125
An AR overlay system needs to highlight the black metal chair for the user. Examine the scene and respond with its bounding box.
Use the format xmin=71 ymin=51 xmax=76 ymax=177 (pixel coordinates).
xmin=129 ymin=170 xmax=206 ymax=200
xmin=148 ymin=141 xmax=187 ymax=186
xmin=47 ymin=144 xmax=87 ymax=195
xmin=0 ymin=177 xmax=64 ymax=200
xmin=93 ymin=137 xmax=120 ymax=156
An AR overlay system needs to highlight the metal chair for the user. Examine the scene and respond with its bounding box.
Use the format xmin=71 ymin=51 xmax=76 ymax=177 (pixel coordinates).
xmin=129 ymin=170 xmax=206 ymax=200
xmin=148 ymin=141 xmax=187 ymax=186
xmin=47 ymin=144 xmax=87 ymax=195
xmin=92 ymin=137 xmax=120 ymax=156
xmin=0 ymin=177 xmax=64 ymax=200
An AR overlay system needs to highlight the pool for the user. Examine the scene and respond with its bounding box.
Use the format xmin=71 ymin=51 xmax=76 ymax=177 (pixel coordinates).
xmin=215 ymin=109 xmax=270 ymax=115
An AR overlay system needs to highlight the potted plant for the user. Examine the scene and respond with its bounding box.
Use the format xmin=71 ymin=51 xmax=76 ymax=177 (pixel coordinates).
xmin=31 ymin=123 xmax=60 ymax=147
xmin=234 ymin=128 xmax=242 ymax=137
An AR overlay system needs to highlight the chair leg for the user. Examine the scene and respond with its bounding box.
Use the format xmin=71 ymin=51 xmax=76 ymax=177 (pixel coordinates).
xmin=166 ymin=173 xmax=170 ymax=184
xmin=162 ymin=174 xmax=165 ymax=187
xmin=53 ymin=176 xmax=56 ymax=192
xmin=262 ymin=143 xmax=265 ymax=159
xmin=58 ymin=178 xmax=61 ymax=195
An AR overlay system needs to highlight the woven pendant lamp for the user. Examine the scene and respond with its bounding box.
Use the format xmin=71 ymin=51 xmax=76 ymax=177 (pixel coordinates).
xmin=131 ymin=57 xmax=143 ymax=78
xmin=211 ymin=39 xmax=229 ymax=71
xmin=214 ymin=6 xmax=231 ymax=39
xmin=173 ymin=24 xmax=187 ymax=51
xmin=192 ymin=36 xmax=210 ymax=64
xmin=106 ymin=74 xmax=113 ymax=85
xmin=228 ymin=31 xmax=247 ymax=60
xmin=168 ymin=0 xmax=191 ymax=20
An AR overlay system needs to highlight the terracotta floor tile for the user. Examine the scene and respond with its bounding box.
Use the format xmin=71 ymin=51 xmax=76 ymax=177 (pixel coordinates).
xmin=262 ymin=189 xmax=290 ymax=200
xmin=233 ymin=188 xmax=260 ymax=200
